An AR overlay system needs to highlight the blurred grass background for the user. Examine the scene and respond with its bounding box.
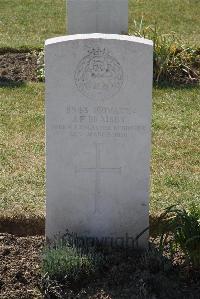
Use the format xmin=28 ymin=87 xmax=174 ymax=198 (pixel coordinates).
xmin=0 ymin=0 xmax=199 ymax=48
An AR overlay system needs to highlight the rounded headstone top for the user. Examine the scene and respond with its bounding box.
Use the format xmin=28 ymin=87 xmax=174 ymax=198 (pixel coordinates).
xmin=45 ymin=33 xmax=153 ymax=47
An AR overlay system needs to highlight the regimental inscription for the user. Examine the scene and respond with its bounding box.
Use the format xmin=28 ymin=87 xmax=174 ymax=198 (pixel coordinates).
xmin=74 ymin=48 xmax=123 ymax=100
xmin=76 ymin=143 xmax=122 ymax=213
xmin=52 ymin=104 xmax=147 ymax=138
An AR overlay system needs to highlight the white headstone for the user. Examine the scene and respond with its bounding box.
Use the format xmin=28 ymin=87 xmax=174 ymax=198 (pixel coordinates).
xmin=45 ymin=34 xmax=153 ymax=248
xmin=67 ymin=0 xmax=128 ymax=34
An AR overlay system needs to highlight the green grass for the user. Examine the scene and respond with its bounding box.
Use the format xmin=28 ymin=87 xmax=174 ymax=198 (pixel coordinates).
xmin=0 ymin=0 xmax=66 ymax=49
xmin=0 ymin=0 xmax=199 ymax=49
xmin=129 ymin=0 xmax=200 ymax=46
xmin=0 ymin=84 xmax=199 ymax=217
xmin=0 ymin=83 xmax=45 ymax=218
xmin=151 ymin=86 xmax=200 ymax=213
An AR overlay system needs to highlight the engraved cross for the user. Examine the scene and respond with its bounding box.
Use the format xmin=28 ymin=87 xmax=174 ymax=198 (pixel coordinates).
xmin=76 ymin=143 xmax=122 ymax=213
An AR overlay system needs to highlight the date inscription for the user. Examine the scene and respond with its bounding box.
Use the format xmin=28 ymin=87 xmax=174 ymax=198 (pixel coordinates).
xmin=52 ymin=105 xmax=146 ymax=138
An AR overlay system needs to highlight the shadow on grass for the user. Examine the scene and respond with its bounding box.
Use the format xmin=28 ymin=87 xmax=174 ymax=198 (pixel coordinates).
xmin=0 ymin=214 xmax=189 ymax=241
xmin=154 ymin=81 xmax=200 ymax=90
xmin=0 ymin=214 xmax=45 ymax=236
xmin=0 ymin=46 xmax=43 ymax=55
xmin=0 ymin=77 xmax=26 ymax=88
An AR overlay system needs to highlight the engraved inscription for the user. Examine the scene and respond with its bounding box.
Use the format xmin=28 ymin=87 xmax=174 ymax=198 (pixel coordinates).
xmin=52 ymin=104 xmax=146 ymax=138
xmin=74 ymin=48 xmax=123 ymax=100
xmin=76 ymin=143 xmax=122 ymax=213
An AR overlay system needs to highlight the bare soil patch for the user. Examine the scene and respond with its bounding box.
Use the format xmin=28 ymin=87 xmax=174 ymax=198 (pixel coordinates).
xmin=0 ymin=233 xmax=200 ymax=299
xmin=0 ymin=52 xmax=40 ymax=84
xmin=0 ymin=233 xmax=43 ymax=299
xmin=0 ymin=50 xmax=200 ymax=86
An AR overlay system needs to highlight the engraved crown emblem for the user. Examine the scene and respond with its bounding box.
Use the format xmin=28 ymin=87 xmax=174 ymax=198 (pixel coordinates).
xmin=74 ymin=47 xmax=124 ymax=101
xmin=87 ymin=47 xmax=107 ymax=57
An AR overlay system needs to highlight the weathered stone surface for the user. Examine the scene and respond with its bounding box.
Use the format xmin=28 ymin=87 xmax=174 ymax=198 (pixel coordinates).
xmin=45 ymin=34 xmax=153 ymax=248
xmin=67 ymin=0 xmax=128 ymax=34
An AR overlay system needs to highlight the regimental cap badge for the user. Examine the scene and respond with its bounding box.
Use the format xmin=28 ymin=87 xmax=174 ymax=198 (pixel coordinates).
xmin=74 ymin=47 xmax=124 ymax=101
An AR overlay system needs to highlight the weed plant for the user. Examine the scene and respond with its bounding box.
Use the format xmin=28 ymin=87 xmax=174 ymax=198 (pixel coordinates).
xmin=42 ymin=238 xmax=105 ymax=284
xmin=36 ymin=21 xmax=200 ymax=86
xmin=158 ymin=205 xmax=200 ymax=268
xmin=36 ymin=51 xmax=45 ymax=82
xmin=133 ymin=19 xmax=200 ymax=86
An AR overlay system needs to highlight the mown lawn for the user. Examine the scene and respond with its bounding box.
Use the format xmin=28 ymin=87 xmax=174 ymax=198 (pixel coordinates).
xmin=0 ymin=0 xmax=66 ymax=49
xmin=151 ymin=86 xmax=200 ymax=213
xmin=0 ymin=84 xmax=199 ymax=217
xmin=129 ymin=0 xmax=200 ymax=46
xmin=0 ymin=84 xmax=45 ymax=218
xmin=0 ymin=0 xmax=199 ymax=49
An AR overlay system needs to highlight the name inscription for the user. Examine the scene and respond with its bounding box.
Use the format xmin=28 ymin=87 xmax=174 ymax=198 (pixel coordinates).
xmin=52 ymin=104 xmax=146 ymax=138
